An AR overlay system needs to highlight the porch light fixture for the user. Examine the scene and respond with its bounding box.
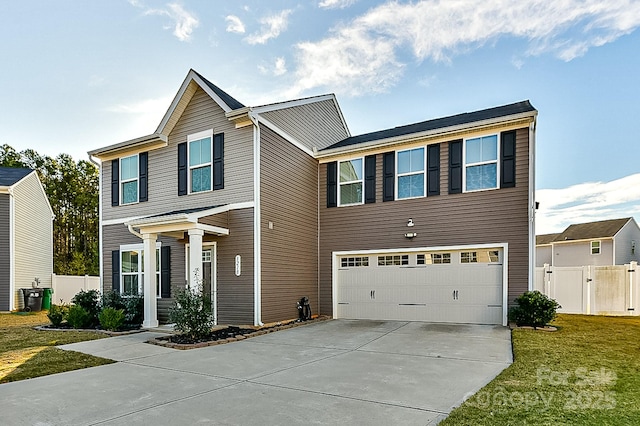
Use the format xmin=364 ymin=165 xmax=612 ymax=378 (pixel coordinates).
xmin=404 ymin=232 xmax=417 ymax=239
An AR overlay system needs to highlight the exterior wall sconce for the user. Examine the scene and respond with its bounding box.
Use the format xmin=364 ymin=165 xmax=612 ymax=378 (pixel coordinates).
xmin=407 ymin=218 xmax=414 ymax=227
xmin=404 ymin=232 xmax=417 ymax=239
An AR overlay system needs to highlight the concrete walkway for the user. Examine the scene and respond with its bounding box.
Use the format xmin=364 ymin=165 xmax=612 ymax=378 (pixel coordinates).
xmin=0 ymin=320 xmax=512 ymax=425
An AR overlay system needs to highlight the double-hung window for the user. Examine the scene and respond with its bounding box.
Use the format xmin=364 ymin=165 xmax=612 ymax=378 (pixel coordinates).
xmin=188 ymin=130 xmax=212 ymax=193
xmin=120 ymin=245 xmax=161 ymax=296
xmin=464 ymin=135 xmax=498 ymax=191
xmin=397 ymin=147 xmax=425 ymax=199
xmin=339 ymin=158 xmax=363 ymax=206
xmin=591 ymin=241 xmax=601 ymax=255
xmin=120 ymin=155 xmax=139 ymax=204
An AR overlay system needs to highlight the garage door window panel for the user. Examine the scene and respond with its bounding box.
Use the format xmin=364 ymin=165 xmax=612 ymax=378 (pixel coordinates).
xmin=461 ymin=251 xmax=478 ymax=263
xmin=397 ymin=148 xmax=425 ymax=199
xmin=339 ymin=158 xmax=364 ymax=206
xmin=464 ymin=135 xmax=498 ymax=192
xmin=378 ymin=255 xmax=409 ymax=266
xmin=341 ymin=256 xmax=369 ymax=268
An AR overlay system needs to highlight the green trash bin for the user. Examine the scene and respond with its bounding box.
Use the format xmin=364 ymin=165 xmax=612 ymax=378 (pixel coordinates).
xmin=42 ymin=288 xmax=53 ymax=310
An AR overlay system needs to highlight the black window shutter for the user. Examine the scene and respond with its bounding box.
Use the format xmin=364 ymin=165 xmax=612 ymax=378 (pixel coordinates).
xmin=213 ymin=133 xmax=224 ymax=190
xmin=111 ymin=250 xmax=120 ymax=293
xmin=383 ymin=152 xmax=395 ymax=202
xmin=178 ymin=142 xmax=187 ymax=196
xmin=501 ymin=131 xmax=516 ymax=188
xmin=326 ymin=161 xmax=337 ymax=208
xmin=427 ymin=144 xmax=440 ymax=196
xmin=111 ymin=159 xmax=119 ymax=206
xmin=449 ymin=140 xmax=463 ymax=194
xmin=364 ymin=155 xmax=376 ymax=204
xmin=161 ymin=246 xmax=171 ymax=298
xmin=139 ymin=152 xmax=148 ymax=202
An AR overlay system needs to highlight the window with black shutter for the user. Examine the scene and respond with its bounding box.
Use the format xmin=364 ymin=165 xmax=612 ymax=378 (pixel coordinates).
xmin=364 ymin=155 xmax=376 ymax=204
xmin=383 ymin=152 xmax=395 ymax=201
xmin=326 ymin=161 xmax=337 ymax=208
xmin=500 ymin=130 xmax=516 ymax=188
xmin=449 ymin=140 xmax=463 ymax=194
xmin=427 ymin=144 xmax=440 ymax=196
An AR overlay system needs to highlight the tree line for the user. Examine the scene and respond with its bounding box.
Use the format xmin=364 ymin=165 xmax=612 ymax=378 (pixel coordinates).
xmin=1 ymin=144 xmax=99 ymax=276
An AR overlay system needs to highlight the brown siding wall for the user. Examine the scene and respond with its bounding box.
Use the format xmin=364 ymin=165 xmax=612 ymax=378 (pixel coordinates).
xmin=260 ymin=126 xmax=319 ymax=323
xmin=102 ymin=87 xmax=254 ymax=222
xmin=319 ymin=127 xmax=530 ymax=315
xmin=0 ymin=194 xmax=10 ymax=311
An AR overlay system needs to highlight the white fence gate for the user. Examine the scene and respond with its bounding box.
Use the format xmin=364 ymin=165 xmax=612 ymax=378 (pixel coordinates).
xmin=50 ymin=274 xmax=100 ymax=305
xmin=534 ymin=262 xmax=638 ymax=316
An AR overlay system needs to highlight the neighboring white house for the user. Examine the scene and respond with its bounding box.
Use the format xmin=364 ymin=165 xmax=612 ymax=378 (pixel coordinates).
xmin=0 ymin=167 xmax=54 ymax=311
xmin=536 ymin=217 xmax=640 ymax=267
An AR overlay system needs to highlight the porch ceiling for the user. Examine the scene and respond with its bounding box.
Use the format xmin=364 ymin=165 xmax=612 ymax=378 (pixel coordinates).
xmin=125 ymin=216 xmax=229 ymax=238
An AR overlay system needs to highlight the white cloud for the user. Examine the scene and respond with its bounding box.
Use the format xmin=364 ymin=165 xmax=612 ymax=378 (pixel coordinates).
xmin=258 ymin=57 xmax=288 ymax=76
xmin=143 ymin=3 xmax=199 ymax=41
xmin=226 ymin=15 xmax=245 ymax=34
xmin=319 ymin=0 xmax=357 ymax=9
xmin=290 ymin=0 xmax=640 ymax=96
xmin=106 ymin=95 xmax=173 ymax=137
xmin=245 ymin=9 xmax=292 ymax=45
xmin=536 ymin=174 xmax=640 ymax=234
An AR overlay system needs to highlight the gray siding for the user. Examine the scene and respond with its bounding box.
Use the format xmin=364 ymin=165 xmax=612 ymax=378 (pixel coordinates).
xmin=102 ymin=87 xmax=254 ymax=222
xmin=0 ymin=194 xmax=10 ymax=311
xmin=13 ymin=173 xmax=53 ymax=309
xmin=260 ymin=99 xmax=349 ymax=151
xmin=614 ymin=220 xmax=640 ymax=265
xmin=260 ymin=126 xmax=319 ymax=323
xmin=552 ymin=240 xmax=614 ymax=267
xmin=536 ymin=245 xmax=552 ymax=267
xmin=319 ymin=127 xmax=531 ymax=316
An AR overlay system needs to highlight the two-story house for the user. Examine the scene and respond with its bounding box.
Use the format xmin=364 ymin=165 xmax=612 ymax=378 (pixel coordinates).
xmin=89 ymin=69 xmax=537 ymax=328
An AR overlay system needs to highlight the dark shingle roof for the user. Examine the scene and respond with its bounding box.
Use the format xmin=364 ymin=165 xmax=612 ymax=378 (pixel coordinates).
xmin=192 ymin=70 xmax=245 ymax=110
xmin=536 ymin=233 xmax=561 ymax=245
xmin=538 ymin=218 xmax=633 ymax=244
xmin=0 ymin=167 xmax=33 ymax=186
xmin=145 ymin=205 xmax=225 ymax=219
xmin=323 ymin=100 xmax=536 ymax=150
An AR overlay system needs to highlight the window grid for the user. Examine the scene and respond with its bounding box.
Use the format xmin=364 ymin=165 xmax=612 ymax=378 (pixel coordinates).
xmin=341 ymin=256 xmax=369 ymax=267
xmin=461 ymin=251 xmax=478 ymax=263
xmin=338 ymin=158 xmax=364 ymax=206
xmin=396 ymin=147 xmax=425 ymax=199
xmin=121 ymin=247 xmax=161 ymax=297
xmin=464 ymin=134 xmax=498 ymax=192
xmin=378 ymin=255 xmax=409 ymax=266
xmin=120 ymin=154 xmax=138 ymax=205
xmin=591 ymin=241 xmax=601 ymax=255
xmin=189 ymin=135 xmax=212 ymax=193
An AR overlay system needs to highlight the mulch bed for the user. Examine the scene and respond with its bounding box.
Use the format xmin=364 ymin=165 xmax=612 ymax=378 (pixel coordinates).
xmin=148 ymin=316 xmax=330 ymax=350
xmin=34 ymin=324 xmax=144 ymax=336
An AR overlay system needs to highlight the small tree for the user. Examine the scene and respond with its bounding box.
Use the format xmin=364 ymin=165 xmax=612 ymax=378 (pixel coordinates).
xmin=169 ymin=269 xmax=213 ymax=340
xmin=509 ymin=290 xmax=561 ymax=329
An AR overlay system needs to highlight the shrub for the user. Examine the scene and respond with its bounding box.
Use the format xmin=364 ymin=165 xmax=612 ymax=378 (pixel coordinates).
xmin=169 ymin=283 xmax=213 ymax=340
xmin=509 ymin=290 xmax=561 ymax=328
xmin=66 ymin=305 xmax=91 ymax=329
xmin=47 ymin=304 xmax=67 ymax=327
xmin=102 ymin=290 xmax=143 ymax=328
xmin=71 ymin=289 xmax=101 ymax=327
xmin=99 ymin=307 xmax=125 ymax=331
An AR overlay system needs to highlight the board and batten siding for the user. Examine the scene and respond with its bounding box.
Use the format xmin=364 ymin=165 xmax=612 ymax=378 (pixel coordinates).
xmin=102 ymin=87 xmax=254 ymax=222
xmin=0 ymin=194 xmax=10 ymax=311
xmin=260 ymin=126 xmax=319 ymax=323
xmin=260 ymin=99 xmax=349 ymax=151
xmin=319 ymin=127 xmax=531 ymax=316
xmin=12 ymin=173 xmax=53 ymax=309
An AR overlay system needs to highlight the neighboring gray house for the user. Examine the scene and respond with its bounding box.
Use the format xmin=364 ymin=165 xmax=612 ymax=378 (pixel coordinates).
xmin=536 ymin=217 xmax=640 ymax=267
xmin=88 ymin=69 xmax=538 ymax=328
xmin=0 ymin=167 xmax=54 ymax=311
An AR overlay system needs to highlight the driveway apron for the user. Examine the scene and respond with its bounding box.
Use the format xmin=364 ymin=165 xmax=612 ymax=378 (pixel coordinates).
xmin=0 ymin=320 xmax=512 ymax=425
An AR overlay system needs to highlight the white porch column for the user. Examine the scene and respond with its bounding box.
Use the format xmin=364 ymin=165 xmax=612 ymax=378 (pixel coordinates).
xmin=188 ymin=229 xmax=204 ymax=294
xmin=142 ymin=232 xmax=158 ymax=328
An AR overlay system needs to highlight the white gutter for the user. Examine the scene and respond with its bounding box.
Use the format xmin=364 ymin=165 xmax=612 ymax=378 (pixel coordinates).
xmin=127 ymin=224 xmax=144 ymax=239
xmin=248 ymin=111 xmax=263 ymax=326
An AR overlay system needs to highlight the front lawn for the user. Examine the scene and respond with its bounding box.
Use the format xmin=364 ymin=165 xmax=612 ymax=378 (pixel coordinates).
xmin=0 ymin=311 xmax=115 ymax=384
xmin=442 ymin=314 xmax=640 ymax=425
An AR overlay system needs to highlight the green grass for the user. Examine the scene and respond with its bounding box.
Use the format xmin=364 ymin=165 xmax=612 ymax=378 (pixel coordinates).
xmin=442 ymin=314 xmax=640 ymax=425
xmin=0 ymin=311 xmax=115 ymax=384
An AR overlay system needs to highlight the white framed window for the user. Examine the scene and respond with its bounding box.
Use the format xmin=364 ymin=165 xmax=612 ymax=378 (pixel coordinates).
xmin=378 ymin=255 xmax=409 ymax=266
xmin=120 ymin=154 xmax=139 ymax=204
xmin=338 ymin=158 xmax=364 ymax=206
xmin=120 ymin=243 xmax=161 ymax=297
xmin=341 ymin=256 xmax=369 ymax=267
xmin=396 ymin=147 xmax=425 ymax=199
xmin=591 ymin=240 xmax=601 ymax=255
xmin=461 ymin=251 xmax=478 ymax=263
xmin=464 ymin=134 xmax=499 ymax=192
xmin=188 ymin=130 xmax=213 ymax=194
xmin=417 ymin=253 xmax=451 ymax=264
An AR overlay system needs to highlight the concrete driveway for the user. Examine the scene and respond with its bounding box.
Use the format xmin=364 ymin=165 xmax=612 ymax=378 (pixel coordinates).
xmin=0 ymin=320 xmax=512 ymax=425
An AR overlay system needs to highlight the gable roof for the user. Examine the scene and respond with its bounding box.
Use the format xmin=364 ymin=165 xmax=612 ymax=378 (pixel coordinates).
xmin=0 ymin=167 xmax=33 ymax=186
xmin=192 ymin=70 xmax=245 ymax=111
xmin=536 ymin=233 xmax=561 ymax=245
xmin=538 ymin=218 xmax=634 ymax=244
xmin=323 ymin=100 xmax=536 ymax=151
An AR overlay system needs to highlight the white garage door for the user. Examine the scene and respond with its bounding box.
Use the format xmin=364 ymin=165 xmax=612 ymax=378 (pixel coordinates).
xmin=335 ymin=247 xmax=505 ymax=325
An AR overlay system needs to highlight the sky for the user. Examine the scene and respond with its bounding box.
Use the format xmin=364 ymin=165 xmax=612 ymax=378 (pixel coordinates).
xmin=1 ymin=0 xmax=639 ymax=234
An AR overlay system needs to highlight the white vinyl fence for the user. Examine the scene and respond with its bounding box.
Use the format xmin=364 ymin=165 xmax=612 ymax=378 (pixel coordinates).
xmin=534 ymin=262 xmax=638 ymax=316
xmin=50 ymin=274 xmax=100 ymax=305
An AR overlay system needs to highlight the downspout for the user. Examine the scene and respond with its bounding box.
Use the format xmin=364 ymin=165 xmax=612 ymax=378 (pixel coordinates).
xmin=127 ymin=224 xmax=143 ymax=239
xmin=89 ymin=155 xmax=104 ymax=295
xmin=248 ymin=111 xmax=264 ymax=326
xmin=528 ymin=119 xmax=537 ymax=291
